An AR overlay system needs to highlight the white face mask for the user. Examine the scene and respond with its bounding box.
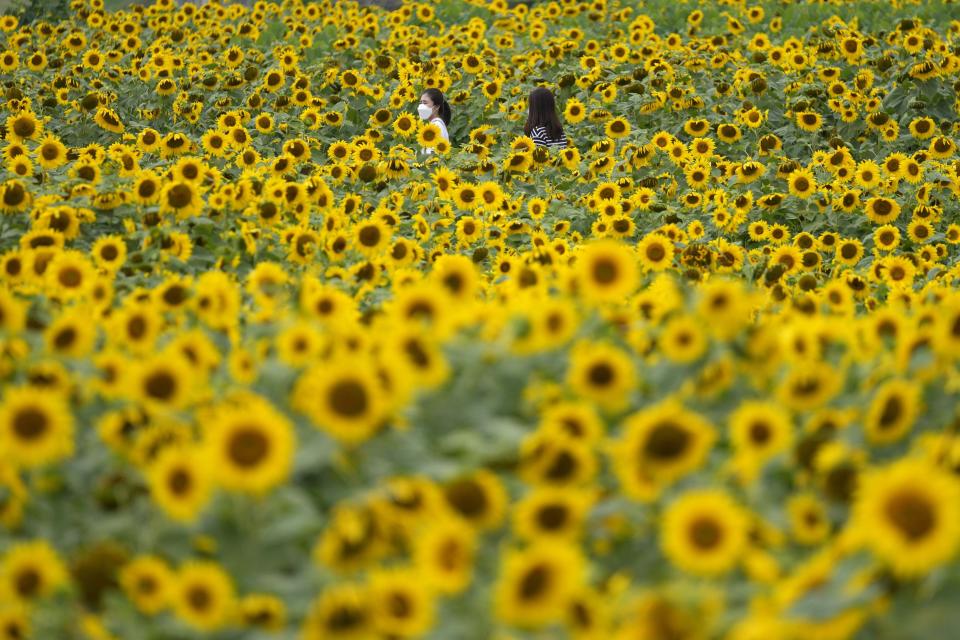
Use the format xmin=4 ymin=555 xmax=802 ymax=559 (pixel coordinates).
xmin=417 ymin=103 xmax=434 ymax=121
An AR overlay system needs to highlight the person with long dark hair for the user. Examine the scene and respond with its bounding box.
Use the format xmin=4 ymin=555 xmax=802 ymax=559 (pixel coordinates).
xmin=524 ymin=87 xmax=568 ymax=149
xmin=418 ymin=88 xmax=450 ymax=155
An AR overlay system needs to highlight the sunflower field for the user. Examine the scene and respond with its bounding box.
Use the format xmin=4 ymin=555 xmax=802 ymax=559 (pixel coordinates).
xmin=4 ymin=0 xmax=960 ymax=637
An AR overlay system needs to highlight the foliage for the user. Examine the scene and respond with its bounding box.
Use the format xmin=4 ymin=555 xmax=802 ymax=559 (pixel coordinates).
xmin=2 ymin=0 xmax=960 ymax=639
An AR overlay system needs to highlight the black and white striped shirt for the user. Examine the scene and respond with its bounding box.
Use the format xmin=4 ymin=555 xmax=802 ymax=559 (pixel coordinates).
xmin=530 ymin=125 xmax=567 ymax=149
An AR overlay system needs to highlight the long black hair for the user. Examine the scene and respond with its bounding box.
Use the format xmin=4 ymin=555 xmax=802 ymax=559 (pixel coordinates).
xmin=524 ymin=86 xmax=564 ymax=140
xmin=423 ymin=88 xmax=451 ymax=126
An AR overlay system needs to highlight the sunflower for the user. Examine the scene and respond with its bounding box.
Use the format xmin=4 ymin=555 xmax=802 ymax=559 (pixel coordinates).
xmin=637 ymin=233 xmax=675 ymax=271
xmin=45 ymin=250 xmax=95 ymax=301
xmin=453 ymin=182 xmax=479 ymax=211
xmin=863 ymin=379 xmax=920 ymax=445
xmin=431 ymin=166 xmax=458 ymax=197
xmin=353 ymin=219 xmax=390 ymax=257
xmin=716 ymin=123 xmax=741 ymax=143
xmin=0 ymin=540 xmax=69 ymax=604
xmin=696 ymin=278 xmax=751 ymax=339
xmin=564 ymin=98 xmax=586 ymax=124
xmin=0 ymin=605 xmax=29 ymax=640
xmin=148 ymin=447 xmax=211 ymax=523
xmin=730 ymin=401 xmax=793 ymax=481
xmin=0 ymin=179 xmax=30 ymax=213
xmin=864 ymin=197 xmax=900 ymax=224
xmin=928 ymin=135 xmax=956 ymax=159
xmin=0 ymin=287 xmax=25 ymax=334
xmin=613 ymin=400 xmax=716 ymax=500
xmin=795 ymin=110 xmax=823 ymax=132
xmin=574 ymin=239 xmax=638 ymax=304
xmin=134 ymin=128 xmax=161 ymax=154
xmin=119 ymin=555 xmax=174 ymax=616
xmin=566 ymin=340 xmax=636 ymax=413
xmin=787 ymin=492 xmax=831 ymax=545
xmin=787 ymin=167 xmax=817 ymax=199
xmin=777 ymin=363 xmax=842 ymax=412
xmin=513 ymin=487 xmax=592 ymax=541
xmin=94 ymin=107 xmax=124 ymax=134
xmin=134 ymin=354 xmax=193 ymax=411
xmin=908 ymin=116 xmax=936 ymax=140
xmin=873 ymin=225 xmax=900 ymax=252
xmin=155 ymin=78 xmax=177 ymax=96
xmin=852 ymin=458 xmax=960 ymax=577
xmin=159 ymin=180 xmax=203 ymax=219
xmin=172 ymin=561 xmax=236 ymax=632
xmin=418 ymin=122 xmax=442 ymax=149
xmin=907 ymin=219 xmax=933 ymax=244
xmin=835 ymin=238 xmax=864 ymax=266
xmin=293 ymin=359 xmax=387 ymax=444
xmin=880 ymin=255 xmax=915 ymax=289
xmin=413 ymin=516 xmax=476 ymax=594
xmin=313 ymin=503 xmax=385 ymax=574
xmin=659 ymin=313 xmax=708 ymax=364
xmin=935 ymin=298 xmax=960 ymax=358
xmin=0 ymin=385 xmax=74 ymax=468
xmin=393 ymin=113 xmax=416 ymax=137
xmin=605 ymin=116 xmax=631 ymax=139
xmin=5 ymin=111 xmax=41 ymax=142
xmin=35 ymin=135 xmax=67 ymax=169
xmin=854 ymin=160 xmax=882 ymax=190
xmin=201 ymin=130 xmax=229 ymax=157
xmin=160 ymin=132 xmax=192 ymax=158
xmin=441 ymin=469 xmax=507 ymax=531
xmin=239 ymin=594 xmax=286 ymax=631
xmin=302 ymin=583 xmax=372 ymax=640
xmin=494 ymin=542 xmax=584 ymax=628
xmin=170 ymin=156 xmax=207 ymax=184
xmin=661 ymin=489 xmax=748 ymax=576
xmin=369 ymin=568 xmax=435 ymax=637
xmin=205 ymin=395 xmax=295 ymax=495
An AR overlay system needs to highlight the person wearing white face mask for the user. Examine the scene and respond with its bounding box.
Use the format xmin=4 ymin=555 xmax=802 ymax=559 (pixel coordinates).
xmin=418 ymin=88 xmax=450 ymax=155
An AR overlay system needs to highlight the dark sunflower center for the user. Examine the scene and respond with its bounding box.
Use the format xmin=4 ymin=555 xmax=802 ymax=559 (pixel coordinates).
xmin=4 ymin=183 xmax=25 ymax=205
xmin=187 ymin=585 xmax=212 ymax=612
xmin=518 ymin=563 xmax=550 ymax=601
xmin=136 ymin=575 xmax=157 ymax=595
xmin=58 ymin=267 xmax=81 ymax=288
xmin=592 ymin=257 xmax=618 ymax=284
xmin=536 ymin=504 xmax=569 ymax=530
xmin=138 ymin=180 xmax=157 ymax=198
xmin=144 ymin=371 xmax=176 ymax=401
xmin=689 ymin=516 xmax=723 ymax=549
xmin=327 ymin=605 xmax=366 ymax=631
xmin=644 ymin=422 xmax=690 ymax=461
xmin=885 ymin=489 xmax=935 ymax=541
xmin=15 ymin=568 xmax=41 ymax=598
xmin=54 ymin=327 xmax=77 ymax=350
xmin=878 ymin=396 xmax=903 ymax=429
xmin=12 ymin=117 xmax=35 ymax=138
xmin=646 ymin=243 xmax=666 ymax=262
xmin=358 ymin=226 xmax=380 ymax=247
xmin=587 ymin=362 xmax=614 ymax=386
xmin=228 ymin=427 xmax=270 ymax=468
xmin=749 ymin=421 xmax=772 ymax=445
xmin=167 ymin=184 xmax=193 ymax=209
xmin=445 ymin=480 xmax=487 ymax=518
xmin=328 ymin=380 xmax=368 ymax=417
xmin=168 ymin=468 xmax=192 ymax=495
xmin=13 ymin=407 xmax=48 ymax=441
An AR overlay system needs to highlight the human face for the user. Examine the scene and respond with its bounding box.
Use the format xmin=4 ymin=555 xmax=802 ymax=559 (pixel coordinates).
xmin=419 ymin=93 xmax=437 ymax=119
